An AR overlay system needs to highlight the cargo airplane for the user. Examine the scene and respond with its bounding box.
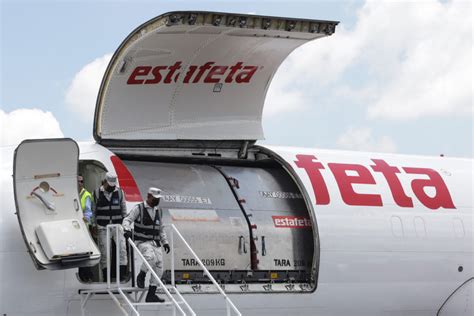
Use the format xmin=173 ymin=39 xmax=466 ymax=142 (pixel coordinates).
xmin=1 ymin=11 xmax=472 ymax=316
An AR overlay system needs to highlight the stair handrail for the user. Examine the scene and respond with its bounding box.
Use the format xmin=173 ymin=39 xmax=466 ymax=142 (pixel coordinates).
xmin=106 ymin=224 xmax=193 ymax=316
xmin=127 ymin=237 xmax=190 ymax=316
xmin=167 ymin=224 xmax=242 ymax=316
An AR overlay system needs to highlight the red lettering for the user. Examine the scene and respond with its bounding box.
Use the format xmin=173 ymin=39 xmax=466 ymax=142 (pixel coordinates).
xmin=295 ymin=155 xmax=330 ymax=205
xmin=328 ymin=163 xmax=383 ymax=206
xmin=126 ymin=62 xmax=259 ymax=84
xmin=403 ymin=167 xmax=456 ymax=209
xmin=164 ymin=62 xmax=182 ymax=84
xmin=371 ymin=159 xmax=413 ymax=207
xmin=127 ymin=66 xmax=152 ymax=84
xmin=183 ymin=65 xmax=197 ymax=83
xmin=236 ymin=66 xmax=258 ymax=83
xmin=225 ymin=62 xmax=243 ymax=83
xmin=193 ymin=62 xmax=214 ymax=83
xmin=204 ymin=66 xmax=228 ymax=83
xmin=144 ymin=66 xmax=166 ymax=84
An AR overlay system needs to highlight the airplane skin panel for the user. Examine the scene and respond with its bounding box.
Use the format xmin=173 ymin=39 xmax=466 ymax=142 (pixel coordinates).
xmin=262 ymin=145 xmax=471 ymax=212
xmin=438 ymin=278 xmax=473 ymax=315
xmin=256 ymin=144 xmax=473 ymax=313
xmin=94 ymin=11 xmax=338 ymax=143
xmin=2 ymin=142 xmax=473 ymax=315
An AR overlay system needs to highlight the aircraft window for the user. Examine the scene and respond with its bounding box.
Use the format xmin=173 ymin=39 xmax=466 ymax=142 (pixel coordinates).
xmin=39 ymin=181 xmax=50 ymax=192
xmin=391 ymin=216 xmax=404 ymax=238
xmin=30 ymin=182 xmax=55 ymax=212
xmin=453 ymin=218 xmax=465 ymax=238
xmin=414 ymin=216 xmax=426 ymax=238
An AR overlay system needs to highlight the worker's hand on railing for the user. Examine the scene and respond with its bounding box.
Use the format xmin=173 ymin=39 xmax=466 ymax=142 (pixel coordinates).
xmin=163 ymin=243 xmax=170 ymax=254
xmin=124 ymin=230 xmax=133 ymax=240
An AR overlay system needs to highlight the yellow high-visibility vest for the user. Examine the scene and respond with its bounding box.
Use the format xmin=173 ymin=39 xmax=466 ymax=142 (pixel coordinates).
xmin=79 ymin=188 xmax=93 ymax=211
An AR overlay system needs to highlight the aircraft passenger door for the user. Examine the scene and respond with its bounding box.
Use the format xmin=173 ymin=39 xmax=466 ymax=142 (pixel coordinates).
xmin=14 ymin=139 xmax=100 ymax=270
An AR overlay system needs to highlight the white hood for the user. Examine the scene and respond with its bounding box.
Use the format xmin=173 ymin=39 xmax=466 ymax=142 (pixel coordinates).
xmin=94 ymin=11 xmax=338 ymax=145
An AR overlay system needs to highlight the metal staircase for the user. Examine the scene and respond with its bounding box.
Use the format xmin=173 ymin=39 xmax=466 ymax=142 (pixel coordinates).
xmin=80 ymin=224 xmax=241 ymax=316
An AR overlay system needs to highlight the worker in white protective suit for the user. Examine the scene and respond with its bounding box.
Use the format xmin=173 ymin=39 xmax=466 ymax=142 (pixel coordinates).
xmin=123 ymin=187 xmax=170 ymax=303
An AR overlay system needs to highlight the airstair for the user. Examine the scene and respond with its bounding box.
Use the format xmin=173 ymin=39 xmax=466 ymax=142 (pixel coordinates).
xmin=80 ymin=224 xmax=241 ymax=316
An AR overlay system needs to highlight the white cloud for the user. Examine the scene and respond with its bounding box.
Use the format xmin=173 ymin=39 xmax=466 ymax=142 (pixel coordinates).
xmin=336 ymin=127 xmax=397 ymax=153
xmin=0 ymin=109 xmax=64 ymax=146
xmin=65 ymin=53 xmax=112 ymax=121
xmin=264 ymin=70 xmax=306 ymax=116
xmin=362 ymin=0 xmax=472 ymax=119
xmin=267 ymin=0 xmax=472 ymax=119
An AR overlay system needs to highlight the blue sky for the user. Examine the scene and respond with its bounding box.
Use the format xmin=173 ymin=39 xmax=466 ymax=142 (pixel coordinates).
xmin=1 ymin=0 xmax=472 ymax=157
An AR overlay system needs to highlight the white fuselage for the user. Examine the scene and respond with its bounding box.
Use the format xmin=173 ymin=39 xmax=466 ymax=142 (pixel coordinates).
xmin=1 ymin=142 xmax=472 ymax=316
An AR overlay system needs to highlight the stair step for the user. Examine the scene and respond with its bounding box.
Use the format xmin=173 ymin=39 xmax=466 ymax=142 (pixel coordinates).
xmin=133 ymin=302 xmax=174 ymax=306
xmin=80 ymin=225 xmax=241 ymax=315
xmin=132 ymin=300 xmax=185 ymax=306
xmin=120 ymin=286 xmax=177 ymax=293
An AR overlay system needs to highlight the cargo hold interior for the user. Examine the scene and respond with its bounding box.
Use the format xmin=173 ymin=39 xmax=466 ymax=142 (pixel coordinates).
xmin=104 ymin=144 xmax=319 ymax=292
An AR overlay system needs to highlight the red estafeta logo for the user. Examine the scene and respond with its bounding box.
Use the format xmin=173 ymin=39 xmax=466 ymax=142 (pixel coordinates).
xmin=295 ymin=155 xmax=456 ymax=210
xmin=272 ymin=216 xmax=312 ymax=228
xmin=127 ymin=61 xmax=259 ymax=85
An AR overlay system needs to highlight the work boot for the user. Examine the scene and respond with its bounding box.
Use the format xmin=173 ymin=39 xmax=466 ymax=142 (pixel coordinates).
xmin=119 ymin=265 xmax=128 ymax=282
xmin=145 ymin=286 xmax=165 ymax=303
xmin=137 ymin=270 xmax=146 ymax=288
xmin=79 ymin=267 xmax=93 ymax=283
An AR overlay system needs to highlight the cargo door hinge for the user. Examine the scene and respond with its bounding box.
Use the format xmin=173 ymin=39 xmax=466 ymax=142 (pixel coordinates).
xmin=238 ymin=141 xmax=249 ymax=159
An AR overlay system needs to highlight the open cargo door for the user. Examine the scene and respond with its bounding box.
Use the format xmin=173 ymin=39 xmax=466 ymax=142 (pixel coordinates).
xmin=94 ymin=11 xmax=338 ymax=146
xmin=14 ymin=139 xmax=100 ymax=270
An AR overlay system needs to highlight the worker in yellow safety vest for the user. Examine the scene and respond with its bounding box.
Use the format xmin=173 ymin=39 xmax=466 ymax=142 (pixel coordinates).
xmin=78 ymin=175 xmax=95 ymax=282
xmin=78 ymin=175 xmax=94 ymax=225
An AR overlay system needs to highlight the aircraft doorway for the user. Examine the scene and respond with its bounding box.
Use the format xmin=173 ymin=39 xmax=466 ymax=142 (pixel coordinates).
xmin=122 ymin=159 xmax=316 ymax=291
xmin=76 ymin=159 xmax=132 ymax=284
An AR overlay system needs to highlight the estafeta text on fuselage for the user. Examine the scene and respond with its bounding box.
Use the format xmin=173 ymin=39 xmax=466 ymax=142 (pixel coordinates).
xmin=295 ymin=155 xmax=456 ymax=210
xmin=127 ymin=61 xmax=259 ymax=85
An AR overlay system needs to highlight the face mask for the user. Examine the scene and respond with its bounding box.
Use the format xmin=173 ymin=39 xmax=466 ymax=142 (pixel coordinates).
xmin=106 ymin=185 xmax=115 ymax=193
xmin=151 ymin=198 xmax=160 ymax=207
